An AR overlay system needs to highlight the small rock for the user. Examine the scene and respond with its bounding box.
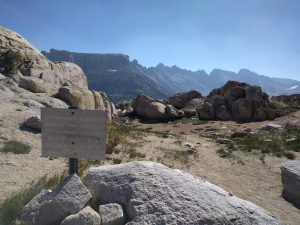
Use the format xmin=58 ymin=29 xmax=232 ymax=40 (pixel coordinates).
xmin=231 ymin=131 xmax=248 ymax=138
xmin=24 ymin=99 xmax=45 ymax=108
xmin=281 ymin=160 xmax=300 ymax=209
xmin=25 ymin=116 xmax=41 ymax=131
xmin=61 ymin=206 xmax=101 ymax=225
xmin=99 ymin=203 xmax=125 ymax=225
xmin=240 ymin=128 xmax=252 ymax=133
xmin=260 ymin=123 xmax=282 ymax=131
xmin=283 ymin=120 xmax=300 ymax=130
xmin=216 ymin=137 xmax=233 ymax=145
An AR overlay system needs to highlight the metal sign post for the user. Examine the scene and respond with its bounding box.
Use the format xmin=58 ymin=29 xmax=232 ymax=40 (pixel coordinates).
xmin=41 ymin=107 xmax=107 ymax=175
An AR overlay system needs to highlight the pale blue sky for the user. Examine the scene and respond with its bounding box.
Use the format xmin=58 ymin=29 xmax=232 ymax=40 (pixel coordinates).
xmin=1 ymin=0 xmax=299 ymax=80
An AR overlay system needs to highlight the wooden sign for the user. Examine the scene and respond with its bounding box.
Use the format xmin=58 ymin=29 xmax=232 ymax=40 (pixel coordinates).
xmin=41 ymin=108 xmax=106 ymax=160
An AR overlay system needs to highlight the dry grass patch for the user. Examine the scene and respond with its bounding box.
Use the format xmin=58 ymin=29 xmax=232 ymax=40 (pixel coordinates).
xmin=1 ymin=140 xmax=31 ymax=154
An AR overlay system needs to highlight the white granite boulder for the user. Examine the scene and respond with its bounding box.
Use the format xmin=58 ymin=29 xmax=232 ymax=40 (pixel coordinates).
xmin=281 ymin=160 xmax=300 ymax=208
xmin=83 ymin=161 xmax=283 ymax=225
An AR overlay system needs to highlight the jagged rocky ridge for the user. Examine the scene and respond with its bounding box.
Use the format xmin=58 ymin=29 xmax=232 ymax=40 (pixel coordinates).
xmin=42 ymin=49 xmax=300 ymax=103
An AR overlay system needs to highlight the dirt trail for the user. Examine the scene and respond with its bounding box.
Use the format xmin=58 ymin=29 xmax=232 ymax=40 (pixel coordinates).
xmin=135 ymin=112 xmax=300 ymax=225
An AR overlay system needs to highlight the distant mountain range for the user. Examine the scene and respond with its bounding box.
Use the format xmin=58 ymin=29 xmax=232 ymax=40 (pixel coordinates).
xmin=42 ymin=49 xmax=300 ymax=103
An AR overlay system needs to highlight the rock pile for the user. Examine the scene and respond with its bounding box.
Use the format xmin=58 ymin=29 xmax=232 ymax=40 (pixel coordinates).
xmin=20 ymin=174 xmax=126 ymax=225
xmin=21 ymin=162 xmax=284 ymax=225
xmin=196 ymin=81 xmax=277 ymax=122
xmin=168 ymin=90 xmax=203 ymax=109
xmin=281 ymin=160 xmax=300 ymax=209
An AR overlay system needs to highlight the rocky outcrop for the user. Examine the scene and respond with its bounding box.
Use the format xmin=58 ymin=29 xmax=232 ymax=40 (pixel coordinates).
xmin=0 ymin=27 xmax=115 ymax=122
xmin=83 ymin=161 xmax=282 ymax=225
xmin=0 ymin=27 xmax=87 ymax=91
xmin=281 ymin=160 xmax=300 ymax=209
xmin=197 ymin=81 xmax=277 ymax=122
xmin=20 ymin=174 xmax=92 ymax=225
xmin=131 ymin=94 xmax=184 ymax=120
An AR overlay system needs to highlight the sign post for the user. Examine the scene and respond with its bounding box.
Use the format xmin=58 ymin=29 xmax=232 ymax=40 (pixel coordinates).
xmin=41 ymin=108 xmax=107 ymax=175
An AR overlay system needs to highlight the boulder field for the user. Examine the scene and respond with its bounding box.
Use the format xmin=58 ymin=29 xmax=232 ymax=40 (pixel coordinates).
xmin=21 ymin=161 xmax=283 ymax=225
xmin=116 ymin=81 xmax=284 ymax=122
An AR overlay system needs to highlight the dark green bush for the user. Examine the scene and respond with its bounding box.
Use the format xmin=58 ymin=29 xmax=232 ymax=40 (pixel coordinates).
xmin=0 ymin=50 xmax=24 ymax=76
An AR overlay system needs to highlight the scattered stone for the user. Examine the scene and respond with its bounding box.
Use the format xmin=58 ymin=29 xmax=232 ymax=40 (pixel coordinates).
xmin=61 ymin=206 xmax=101 ymax=225
xmin=99 ymin=203 xmax=125 ymax=225
xmin=260 ymin=123 xmax=282 ymax=131
xmin=216 ymin=137 xmax=233 ymax=144
xmin=281 ymin=160 xmax=300 ymax=209
xmin=83 ymin=161 xmax=283 ymax=225
xmin=25 ymin=116 xmax=41 ymax=131
xmin=240 ymin=128 xmax=252 ymax=133
xmin=283 ymin=120 xmax=300 ymax=130
xmin=231 ymin=131 xmax=248 ymax=138
xmin=24 ymin=99 xmax=45 ymax=108
xmin=216 ymin=148 xmax=230 ymax=157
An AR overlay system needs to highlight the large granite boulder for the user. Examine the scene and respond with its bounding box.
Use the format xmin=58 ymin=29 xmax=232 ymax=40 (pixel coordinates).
xmin=61 ymin=206 xmax=101 ymax=225
xmin=168 ymin=90 xmax=203 ymax=109
xmin=58 ymin=87 xmax=95 ymax=110
xmin=132 ymin=94 xmax=183 ymax=120
xmin=83 ymin=161 xmax=283 ymax=225
xmin=281 ymin=160 xmax=300 ymax=209
xmin=197 ymin=81 xmax=277 ymax=122
xmin=20 ymin=174 xmax=92 ymax=225
xmin=196 ymin=102 xmax=215 ymax=120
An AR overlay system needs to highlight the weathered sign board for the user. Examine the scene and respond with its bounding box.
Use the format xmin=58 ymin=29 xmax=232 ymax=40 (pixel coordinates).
xmin=41 ymin=108 xmax=106 ymax=160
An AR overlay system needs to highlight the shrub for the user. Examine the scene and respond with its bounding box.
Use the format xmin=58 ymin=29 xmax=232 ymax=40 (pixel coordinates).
xmin=1 ymin=140 xmax=31 ymax=154
xmin=230 ymin=129 xmax=300 ymax=160
xmin=0 ymin=50 xmax=24 ymax=76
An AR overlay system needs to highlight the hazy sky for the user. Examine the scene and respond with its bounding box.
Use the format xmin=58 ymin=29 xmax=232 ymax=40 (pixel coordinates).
xmin=1 ymin=0 xmax=300 ymax=80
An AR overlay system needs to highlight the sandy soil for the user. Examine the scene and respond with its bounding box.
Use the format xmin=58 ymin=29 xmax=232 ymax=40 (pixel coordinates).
xmin=0 ymin=94 xmax=66 ymax=204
